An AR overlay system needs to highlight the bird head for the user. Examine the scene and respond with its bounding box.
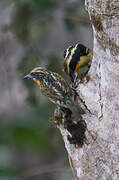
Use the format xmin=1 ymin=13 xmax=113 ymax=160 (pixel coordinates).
xmin=24 ymin=67 xmax=48 ymax=86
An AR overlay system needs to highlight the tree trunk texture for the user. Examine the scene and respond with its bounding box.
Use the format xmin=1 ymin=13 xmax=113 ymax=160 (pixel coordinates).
xmin=56 ymin=0 xmax=119 ymax=179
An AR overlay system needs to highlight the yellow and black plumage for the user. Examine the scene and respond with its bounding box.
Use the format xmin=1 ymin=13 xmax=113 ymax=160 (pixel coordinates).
xmin=63 ymin=43 xmax=92 ymax=83
xmin=24 ymin=67 xmax=85 ymax=118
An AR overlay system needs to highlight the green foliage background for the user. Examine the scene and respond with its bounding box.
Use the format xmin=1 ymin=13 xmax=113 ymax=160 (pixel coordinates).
xmin=0 ymin=0 xmax=92 ymax=179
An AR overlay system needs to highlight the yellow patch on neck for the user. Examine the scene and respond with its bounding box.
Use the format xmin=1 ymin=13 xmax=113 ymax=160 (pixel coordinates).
xmin=33 ymin=78 xmax=40 ymax=86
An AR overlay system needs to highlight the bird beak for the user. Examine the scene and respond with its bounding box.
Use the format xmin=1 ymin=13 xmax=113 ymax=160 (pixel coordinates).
xmin=24 ymin=74 xmax=33 ymax=79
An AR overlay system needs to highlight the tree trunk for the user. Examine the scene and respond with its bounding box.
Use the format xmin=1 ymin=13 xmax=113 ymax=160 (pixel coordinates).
xmin=56 ymin=0 xmax=119 ymax=179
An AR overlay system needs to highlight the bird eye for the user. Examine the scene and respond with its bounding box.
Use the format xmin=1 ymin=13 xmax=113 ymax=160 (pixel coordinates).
xmin=31 ymin=72 xmax=36 ymax=76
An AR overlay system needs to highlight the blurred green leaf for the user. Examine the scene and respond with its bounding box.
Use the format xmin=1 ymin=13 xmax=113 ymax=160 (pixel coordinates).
xmin=0 ymin=107 xmax=57 ymax=157
xmin=64 ymin=0 xmax=88 ymax=31
xmin=31 ymin=0 xmax=57 ymax=15
xmin=10 ymin=3 xmax=31 ymax=44
xmin=0 ymin=168 xmax=22 ymax=180
xmin=64 ymin=18 xmax=77 ymax=31
xmin=47 ymin=55 xmax=62 ymax=74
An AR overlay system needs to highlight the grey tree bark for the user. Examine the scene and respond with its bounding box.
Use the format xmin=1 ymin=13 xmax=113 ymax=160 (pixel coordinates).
xmin=56 ymin=0 xmax=119 ymax=179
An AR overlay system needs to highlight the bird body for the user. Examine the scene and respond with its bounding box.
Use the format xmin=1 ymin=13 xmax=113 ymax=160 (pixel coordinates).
xmin=24 ymin=67 xmax=85 ymax=118
xmin=63 ymin=43 xmax=92 ymax=83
